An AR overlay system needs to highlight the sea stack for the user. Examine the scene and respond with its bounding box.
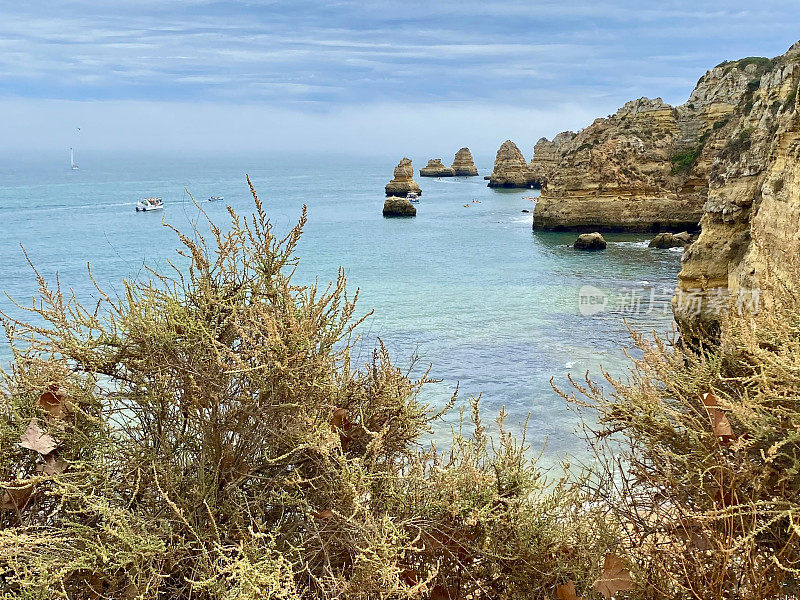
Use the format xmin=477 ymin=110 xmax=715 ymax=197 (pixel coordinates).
xmin=383 ymin=196 xmax=417 ymax=217
xmin=385 ymin=158 xmax=422 ymax=197
xmin=420 ymin=159 xmax=455 ymax=177
xmin=451 ymin=147 xmax=479 ymax=176
xmin=487 ymin=140 xmax=536 ymax=188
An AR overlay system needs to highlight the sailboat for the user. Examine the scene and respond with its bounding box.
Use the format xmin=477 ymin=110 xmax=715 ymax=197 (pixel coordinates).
xmin=69 ymin=148 xmax=79 ymax=171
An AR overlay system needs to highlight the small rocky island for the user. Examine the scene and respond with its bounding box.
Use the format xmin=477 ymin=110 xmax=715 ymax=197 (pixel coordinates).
xmin=487 ymin=140 xmax=537 ymax=188
xmin=382 ymin=195 xmax=416 ymax=217
xmin=420 ymin=159 xmax=455 ymax=177
xmin=385 ymin=157 xmax=422 ymax=197
xmin=420 ymin=148 xmax=480 ymax=177
xmin=451 ymin=147 xmax=479 ymax=176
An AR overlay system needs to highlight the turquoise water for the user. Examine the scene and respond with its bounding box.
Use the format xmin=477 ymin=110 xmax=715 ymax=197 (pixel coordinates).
xmin=0 ymin=152 xmax=683 ymax=460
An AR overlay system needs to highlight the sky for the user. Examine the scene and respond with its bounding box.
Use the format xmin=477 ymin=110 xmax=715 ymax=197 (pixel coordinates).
xmin=0 ymin=0 xmax=799 ymax=158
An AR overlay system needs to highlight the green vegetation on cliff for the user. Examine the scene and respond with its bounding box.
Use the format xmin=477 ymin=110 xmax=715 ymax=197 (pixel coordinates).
xmin=670 ymin=146 xmax=702 ymax=174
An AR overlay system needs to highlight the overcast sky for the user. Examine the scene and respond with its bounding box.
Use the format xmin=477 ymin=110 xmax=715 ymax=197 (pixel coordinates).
xmin=1 ymin=0 xmax=798 ymax=157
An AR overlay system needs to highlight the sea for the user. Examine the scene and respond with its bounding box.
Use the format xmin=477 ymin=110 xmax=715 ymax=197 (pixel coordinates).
xmin=0 ymin=152 xmax=684 ymax=464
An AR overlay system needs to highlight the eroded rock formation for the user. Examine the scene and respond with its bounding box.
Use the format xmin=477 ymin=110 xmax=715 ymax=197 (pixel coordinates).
xmin=451 ymin=147 xmax=479 ymax=176
xmin=674 ymin=44 xmax=800 ymax=334
xmin=487 ymin=141 xmax=536 ymax=188
xmin=383 ymin=196 xmax=417 ymax=217
xmin=531 ymin=96 xmax=712 ymax=231
xmin=420 ymin=159 xmax=455 ymax=177
xmin=527 ymin=58 xmax=779 ymax=232
xmin=385 ymin=158 xmax=422 ymax=197
xmin=518 ymin=40 xmax=800 ymax=333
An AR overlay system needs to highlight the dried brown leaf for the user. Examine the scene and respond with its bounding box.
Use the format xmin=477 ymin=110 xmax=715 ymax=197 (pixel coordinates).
xmin=38 ymin=386 xmax=71 ymax=419
xmin=430 ymin=585 xmax=456 ymax=600
xmin=330 ymin=407 xmax=349 ymax=429
xmin=0 ymin=483 xmax=34 ymax=511
xmin=702 ymin=392 xmax=735 ymax=444
xmin=312 ymin=509 xmax=335 ymax=520
xmin=556 ymin=580 xmax=585 ymax=600
xmin=715 ymin=486 xmax=739 ymax=508
xmin=593 ymin=554 xmax=633 ymax=598
xmin=400 ymin=569 xmax=419 ymax=586
xmin=331 ymin=407 xmax=355 ymax=451
xmin=19 ymin=419 xmax=58 ymax=455
xmin=36 ymin=454 xmax=68 ymax=476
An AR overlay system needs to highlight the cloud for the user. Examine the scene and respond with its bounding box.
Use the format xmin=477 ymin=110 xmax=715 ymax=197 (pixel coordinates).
xmin=0 ymin=0 xmax=797 ymax=151
xmin=0 ymin=97 xmax=609 ymax=159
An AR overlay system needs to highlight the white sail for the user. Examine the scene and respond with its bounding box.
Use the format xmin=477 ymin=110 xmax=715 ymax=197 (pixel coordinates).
xmin=70 ymin=147 xmax=79 ymax=170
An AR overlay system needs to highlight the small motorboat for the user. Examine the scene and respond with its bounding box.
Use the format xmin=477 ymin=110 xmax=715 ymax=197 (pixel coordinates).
xmin=406 ymin=192 xmax=419 ymax=204
xmin=208 ymin=196 xmax=224 ymax=202
xmin=136 ymin=197 xmax=164 ymax=212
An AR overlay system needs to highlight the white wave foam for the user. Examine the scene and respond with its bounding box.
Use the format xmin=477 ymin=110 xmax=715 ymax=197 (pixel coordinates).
xmin=609 ymin=240 xmax=650 ymax=249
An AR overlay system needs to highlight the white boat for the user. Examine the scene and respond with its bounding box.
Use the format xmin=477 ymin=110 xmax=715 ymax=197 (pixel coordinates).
xmin=208 ymin=196 xmax=224 ymax=202
xmin=406 ymin=192 xmax=419 ymax=203
xmin=136 ymin=197 xmax=164 ymax=212
xmin=69 ymin=148 xmax=79 ymax=171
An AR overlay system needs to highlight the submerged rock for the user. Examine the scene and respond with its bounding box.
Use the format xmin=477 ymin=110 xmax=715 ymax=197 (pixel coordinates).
xmin=383 ymin=196 xmax=416 ymax=217
xmin=385 ymin=158 xmax=422 ymax=197
xmin=649 ymin=231 xmax=695 ymax=249
xmin=420 ymin=159 xmax=455 ymax=177
xmin=487 ymin=140 xmax=535 ymax=188
xmin=451 ymin=147 xmax=479 ymax=176
xmin=574 ymin=232 xmax=607 ymax=251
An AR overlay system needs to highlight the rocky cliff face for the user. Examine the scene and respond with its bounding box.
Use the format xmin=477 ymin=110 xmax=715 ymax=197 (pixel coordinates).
xmin=528 ymin=62 xmax=772 ymax=231
xmin=420 ymin=159 xmax=455 ymax=177
xmin=385 ymin=158 xmax=422 ymax=197
xmin=520 ymin=41 xmax=800 ymax=333
xmin=487 ymin=140 xmax=536 ymax=188
xmin=451 ymin=147 xmax=479 ymax=176
xmin=674 ymin=44 xmax=800 ymax=334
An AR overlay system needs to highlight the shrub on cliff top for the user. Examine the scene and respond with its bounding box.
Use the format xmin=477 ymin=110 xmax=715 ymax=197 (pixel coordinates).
xmin=561 ymin=262 xmax=800 ymax=599
xmin=0 ymin=181 xmax=617 ymax=599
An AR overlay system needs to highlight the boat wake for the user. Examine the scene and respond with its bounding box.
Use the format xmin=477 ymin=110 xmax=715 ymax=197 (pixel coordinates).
xmin=0 ymin=201 xmax=138 ymax=213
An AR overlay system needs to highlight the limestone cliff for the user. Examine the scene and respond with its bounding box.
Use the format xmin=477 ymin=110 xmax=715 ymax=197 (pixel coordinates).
xmin=529 ymin=64 xmax=765 ymax=231
xmin=385 ymin=158 xmax=422 ymax=197
xmin=420 ymin=159 xmax=455 ymax=177
xmin=451 ymin=147 xmax=479 ymax=176
xmin=487 ymin=140 xmax=536 ymax=188
xmin=518 ymin=41 xmax=800 ymax=333
xmin=674 ymin=44 xmax=800 ymax=334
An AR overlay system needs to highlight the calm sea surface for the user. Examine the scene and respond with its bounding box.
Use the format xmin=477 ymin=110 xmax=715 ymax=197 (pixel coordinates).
xmin=0 ymin=152 xmax=683 ymax=461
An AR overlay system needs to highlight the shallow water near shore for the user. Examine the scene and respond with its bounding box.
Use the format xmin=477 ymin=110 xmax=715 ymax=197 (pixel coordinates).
xmin=0 ymin=152 xmax=683 ymax=463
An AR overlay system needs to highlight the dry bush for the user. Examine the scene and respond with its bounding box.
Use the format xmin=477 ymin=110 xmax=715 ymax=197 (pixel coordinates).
xmin=0 ymin=180 xmax=617 ymax=600
xmin=562 ymin=261 xmax=800 ymax=599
